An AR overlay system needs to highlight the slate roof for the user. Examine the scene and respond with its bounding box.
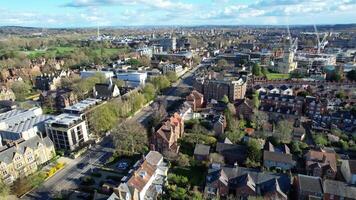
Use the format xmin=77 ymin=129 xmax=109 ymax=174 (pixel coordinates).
xmin=145 ymin=151 xmax=163 ymax=166
xmin=346 ymin=160 xmax=356 ymax=174
xmin=0 ymin=135 xmax=53 ymax=164
xmin=297 ymin=174 xmax=323 ymax=194
xmin=263 ymin=151 xmax=295 ymax=165
xmin=94 ymin=83 xmax=119 ymax=99
xmin=194 ymin=144 xmax=210 ymax=156
xmin=323 ymin=179 xmax=356 ymax=199
xmin=206 ymin=165 xmax=291 ymax=195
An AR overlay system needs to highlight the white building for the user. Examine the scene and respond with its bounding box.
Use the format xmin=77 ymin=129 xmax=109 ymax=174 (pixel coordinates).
xmin=116 ymin=72 xmax=147 ymax=87
xmin=45 ymin=113 xmax=89 ymax=151
xmin=0 ymin=107 xmax=53 ymax=141
xmin=80 ymin=70 xmax=114 ymax=79
xmin=162 ymin=64 xmax=184 ymax=75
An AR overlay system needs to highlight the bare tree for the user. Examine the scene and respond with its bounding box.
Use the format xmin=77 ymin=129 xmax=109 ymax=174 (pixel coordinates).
xmin=112 ymin=121 xmax=148 ymax=155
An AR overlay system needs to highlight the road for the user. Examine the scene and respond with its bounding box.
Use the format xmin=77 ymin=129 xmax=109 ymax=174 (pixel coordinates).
xmin=24 ymin=64 xmax=202 ymax=199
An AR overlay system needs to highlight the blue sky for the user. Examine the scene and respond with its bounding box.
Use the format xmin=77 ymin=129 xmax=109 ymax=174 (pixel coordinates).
xmin=0 ymin=0 xmax=355 ymax=27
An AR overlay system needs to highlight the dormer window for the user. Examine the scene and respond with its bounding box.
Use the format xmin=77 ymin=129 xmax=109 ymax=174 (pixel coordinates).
xmin=139 ymin=171 xmax=147 ymax=178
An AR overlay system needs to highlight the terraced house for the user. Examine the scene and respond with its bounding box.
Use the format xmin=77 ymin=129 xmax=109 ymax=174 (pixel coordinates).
xmin=0 ymin=135 xmax=55 ymax=184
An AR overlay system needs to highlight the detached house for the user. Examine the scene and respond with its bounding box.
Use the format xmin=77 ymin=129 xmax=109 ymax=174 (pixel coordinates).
xmin=117 ymin=151 xmax=168 ymax=200
xmin=263 ymin=143 xmax=296 ymax=171
xmin=93 ymin=79 xmax=120 ymax=100
xmin=151 ymin=113 xmax=184 ymax=153
xmin=305 ymin=149 xmax=337 ymax=179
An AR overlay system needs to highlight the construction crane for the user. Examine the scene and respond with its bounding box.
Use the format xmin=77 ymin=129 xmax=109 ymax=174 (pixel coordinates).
xmin=313 ymin=24 xmax=328 ymax=54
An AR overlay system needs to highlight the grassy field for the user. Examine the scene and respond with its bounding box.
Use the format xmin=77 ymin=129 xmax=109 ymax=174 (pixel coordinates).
xmin=266 ymin=73 xmax=290 ymax=80
xmin=20 ymin=46 xmax=130 ymax=59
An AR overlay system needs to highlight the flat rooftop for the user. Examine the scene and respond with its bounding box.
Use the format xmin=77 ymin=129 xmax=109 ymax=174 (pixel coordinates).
xmin=64 ymin=98 xmax=101 ymax=113
xmin=46 ymin=113 xmax=82 ymax=126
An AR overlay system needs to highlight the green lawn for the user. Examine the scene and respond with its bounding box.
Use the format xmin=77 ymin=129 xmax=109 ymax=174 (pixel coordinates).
xmin=265 ymin=73 xmax=290 ymax=80
xmin=171 ymin=164 xmax=207 ymax=186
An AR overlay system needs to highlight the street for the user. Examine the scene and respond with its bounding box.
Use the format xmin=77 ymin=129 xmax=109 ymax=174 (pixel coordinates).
xmin=24 ymin=64 xmax=202 ymax=199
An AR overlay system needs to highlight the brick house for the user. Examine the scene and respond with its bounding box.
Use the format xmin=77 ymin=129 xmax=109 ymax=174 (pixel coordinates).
xmin=305 ymin=149 xmax=337 ymax=179
xmin=151 ymin=113 xmax=184 ymax=153
xmin=186 ymin=90 xmax=204 ymax=112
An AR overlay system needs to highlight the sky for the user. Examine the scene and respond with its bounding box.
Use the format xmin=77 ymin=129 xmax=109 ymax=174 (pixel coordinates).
xmin=0 ymin=0 xmax=355 ymax=27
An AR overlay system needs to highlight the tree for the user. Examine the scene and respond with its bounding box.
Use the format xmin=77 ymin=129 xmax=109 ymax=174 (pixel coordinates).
xmin=347 ymin=70 xmax=356 ymax=81
xmin=253 ymin=110 xmax=268 ymax=131
xmin=150 ymin=76 xmax=170 ymax=91
xmin=209 ymin=153 xmax=225 ymax=164
xmin=221 ymin=95 xmax=229 ymax=104
xmin=274 ymin=120 xmax=293 ymax=144
xmin=261 ymin=67 xmax=268 ymax=76
xmin=245 ymin=138 xmax=261 ymax=167
xmin=166 ymin=71 xmax=178 ymax=83
xmin=11 ymin=81 xmax=32 ymax=101
xmin=313 ymin=134 xmax=328 ymax=147
xmin=176 ymin=153 xmax=190 ymax=167
xmin=252 ymin=63 xmax=261 ymax=76
xmin=217 ymin=59 xmax=228 ymax=68
xmin=252 ymin=91 xmax=260 ymax=109
xmin=138 ymin=56 xmax=151 ymax=67
xmin=142 ymin=83 xmax=156 ymax=101
xmin=112 ymin=121 xmax=148 ymax=155
xmin=0 ymin=180 xmax=9 ymax=200
xmin=89 ymin=104 xmax=117 ymax=136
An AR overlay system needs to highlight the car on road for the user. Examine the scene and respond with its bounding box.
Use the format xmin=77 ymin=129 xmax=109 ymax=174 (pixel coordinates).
xmin=77 ymin=162 xmax=87 ymax=169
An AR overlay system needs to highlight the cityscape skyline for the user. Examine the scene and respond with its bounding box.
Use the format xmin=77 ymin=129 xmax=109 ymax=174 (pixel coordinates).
xmin=0 ymin=0 xmax=355 ymax=28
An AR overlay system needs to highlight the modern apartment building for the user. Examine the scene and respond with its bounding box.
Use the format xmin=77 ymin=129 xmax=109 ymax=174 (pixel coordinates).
xmin=196 ymin=76 xmax=247 ymax=102
xmin=45 ymin=113 xmax=89 ymax=151
xmin=0 ymin=135 xmax=55 ymax=184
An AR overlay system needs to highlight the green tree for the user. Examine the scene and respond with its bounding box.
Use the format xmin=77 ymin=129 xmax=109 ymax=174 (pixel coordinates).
xmin=112 ymin=121 xmax=148 ymax=155
xmin=313 ymin=134 xmax=328 ymax=147
xmin=252 ymin=63 xmax=261 ymax=76
xmin=89 ymin=104 xmax=117 ymax=136
xmin=166 ymin=71 xmax=178 ymax=83
xmin=11 ymin=81 xmax=32 ymax=101
xmin=0 ymin=180 xmax=10 ymax=200
xmin=150 ymin=76 xmax=170 ymax=91
xmin=142 ymin=83 xmax=156 ymax=101
xmin=252 ymin=91 xmax=260 ymax=109
xmin=177 ymin=153 xmax=190 ymax=167
xmin=253 ymin=110 xmax=268 ymax=131
xmin=261 ymin=67 xmax=268 ymax=76
xmin=274 ymin=120 xmax=293 ymax=143
xmin=221 ymin=95 xmax=230 ymax=104
xmin=245 ymin=138 xmax=261 ymax=167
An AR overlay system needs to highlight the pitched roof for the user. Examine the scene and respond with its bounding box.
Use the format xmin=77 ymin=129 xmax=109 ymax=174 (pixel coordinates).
xmin=127 ymin=161 xmax=156 ymax=192
xmin=145 ymin=151 xmax=163 ymax=166
xmin=0 ymin=135 xmax=53 ymax=164
xmin=194 ymin=144 xmax=210 ymax=156
xmin=94 ymin=83 xmax=119 ymax=99
xmin=305 ymin=150 xmax=337 ymax=171
xmin=323 ymin=179 xmax=356 ymax=199
xmin=347 ymin=160 xmax=356 ymax=174
xmin=263 ymin=151 xmax=295 ymax=165
xmin=297 ymin=174 xmax=323 ymax=194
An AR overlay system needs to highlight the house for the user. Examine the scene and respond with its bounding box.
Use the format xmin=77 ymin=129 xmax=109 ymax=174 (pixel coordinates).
xmin=263 ymin=151 xmax=295 ymax=171
xmin=40 ymin=89 xmax=78 ymax=111
xmin=204 ymin=164 xmax=290 ymax=199
xmin=341 ymin=160 xmax=356 ymax=185
xmin=259 ymin=92 xmax=304 ymax=116
xmin=216 ymin=142 xmax=247 ymax=165
xmin=186 ymin=90 xmax=204 ymax=112
xmin=305 ymin=149 xmax=337 ymax=179
xmin=116 ymin=151 xmax=168 ymax=200
xmin=45 ymin=113 xmax=89 ymax=151
xmin=0 ymin=87 xmax=15 ymax=101
xmin=0 ymin=135 xmax=55 ymax=184
xmin=151 ymin=113 xmax=184 ymax=153
xmin=93 ymin=79 xmax=120 ymax=100
xmin=235 ymin=99 xmax=254 ymax=120
xmin=295 ymin=174 xmax=323 ymax=200
xmin=194 ymin=144 xmax=210 ymax=161
xmin=323 ymin=179 xmax=356 ymax=200
xmin=35 ymin=71 xmax=67 ymax=91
